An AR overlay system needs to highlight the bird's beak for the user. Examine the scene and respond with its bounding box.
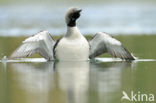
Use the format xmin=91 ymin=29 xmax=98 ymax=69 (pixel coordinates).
xmin=77 ymin=9 xmax=82 ymax=13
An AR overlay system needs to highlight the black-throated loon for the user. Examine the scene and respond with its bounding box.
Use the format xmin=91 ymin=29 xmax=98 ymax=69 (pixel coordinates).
xmin=10 ymin=7 xmax=135 ymax=61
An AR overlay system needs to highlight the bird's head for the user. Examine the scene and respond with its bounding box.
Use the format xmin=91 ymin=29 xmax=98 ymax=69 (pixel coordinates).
xmin=65 ymin=7 xmax=82 ymax=27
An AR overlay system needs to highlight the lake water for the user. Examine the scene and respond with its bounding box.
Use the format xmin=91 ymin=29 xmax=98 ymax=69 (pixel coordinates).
xmin=0 ymin=58 xmax=156 ymax=103
xmin=0 ymin=35 xmax=156 ymax=103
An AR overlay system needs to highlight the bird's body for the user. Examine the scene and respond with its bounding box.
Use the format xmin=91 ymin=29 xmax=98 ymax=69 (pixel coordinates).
xmin=54 ymin=27 xmax=89 ymax=61
xmin=10 ymin=7 xmax=135 ymax=61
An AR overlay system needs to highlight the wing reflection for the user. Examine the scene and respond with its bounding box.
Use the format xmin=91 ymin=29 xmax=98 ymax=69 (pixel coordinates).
xmin=10 ymin=62 xmax=54 ymax=103
xmin=89 ymin=62 xmax=131 ymax=103
xmin=9 ymin=61 xmax=131 ymax=103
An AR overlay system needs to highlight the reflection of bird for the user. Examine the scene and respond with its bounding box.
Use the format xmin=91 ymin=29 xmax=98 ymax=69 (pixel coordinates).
xmin=10 ymin=62 xmax=55 ymax=103
xmin=10 ymin=61 xmax=132 ymax=103
xmin=89 ymin=62 xmax=132 ymax=103
xmin=54 ymin=61 xmax=89 ymax=103
xmin=10 ymin=7 xmax=135 ymax=61
xmin=121 ymin=91 xmax=131 ymax=101
xmin=11 ymin=61 xmax=89 ymax=103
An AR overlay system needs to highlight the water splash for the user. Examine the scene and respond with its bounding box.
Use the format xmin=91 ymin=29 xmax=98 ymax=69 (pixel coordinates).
xmin=1 ymin=56 xmax=8 ymax=69
xmin=1 ymin=56 xmax=8 ymax=63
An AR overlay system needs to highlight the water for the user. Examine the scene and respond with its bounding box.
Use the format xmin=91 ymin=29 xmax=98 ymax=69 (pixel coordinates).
xmin=0 ymin=35 xmax=156 ymax=103
xmin=0 ymin=2 xmax=156 ymax=36
xmin=0 ymin=58 xmax=156 ymax=103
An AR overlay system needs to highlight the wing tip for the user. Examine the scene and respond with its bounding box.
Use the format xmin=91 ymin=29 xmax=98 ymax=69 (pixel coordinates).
xmin=122 ymin=53 xmax=136 ymax=61
xmin=9 ymin=51 xmax=17 ymax=59
xmin=9 ymin=53 xmax=21 ymax=59
xmin=9 ymin=54 xmax=19 ymax=59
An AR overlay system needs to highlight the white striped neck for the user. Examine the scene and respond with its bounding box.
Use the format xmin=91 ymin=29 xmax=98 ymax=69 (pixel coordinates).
xmin=65 ymin=26 xmax=82 ymax=39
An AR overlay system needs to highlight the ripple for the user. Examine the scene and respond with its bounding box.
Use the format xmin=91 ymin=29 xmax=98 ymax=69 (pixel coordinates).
xmin=1 ymin=58 xmax=156 ymax=63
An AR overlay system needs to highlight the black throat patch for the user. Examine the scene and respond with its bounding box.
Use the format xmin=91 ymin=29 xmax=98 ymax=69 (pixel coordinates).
xmin=67 ymin=19 xmax=76 ymax=27
xmin=67 ymin=11 xmax=80 ymax=27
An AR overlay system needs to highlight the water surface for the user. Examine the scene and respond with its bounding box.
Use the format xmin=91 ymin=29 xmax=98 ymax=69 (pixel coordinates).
xmin=0 ymin=58 xmax=156 ymax=103
xmin=0 ymin=35 xmax=156 ymax=103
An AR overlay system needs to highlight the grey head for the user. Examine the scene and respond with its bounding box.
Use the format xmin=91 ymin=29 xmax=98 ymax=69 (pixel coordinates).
xmin=65 ymin=7 xmax=82 ymax=27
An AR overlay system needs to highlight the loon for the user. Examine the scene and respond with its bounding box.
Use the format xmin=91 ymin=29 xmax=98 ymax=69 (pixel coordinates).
xmin=10 ymin=7 xmax=135 ymax=61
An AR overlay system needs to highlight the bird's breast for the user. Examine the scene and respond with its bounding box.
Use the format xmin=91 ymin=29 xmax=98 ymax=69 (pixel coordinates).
xmin=55 ymin=36 xmax=89 ymax=61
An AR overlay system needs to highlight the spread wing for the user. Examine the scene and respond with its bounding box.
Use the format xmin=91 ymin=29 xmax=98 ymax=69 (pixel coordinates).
xmin=10 ymin=31 xmax=55 ymax=60
xmin=89 ymin=32 xmax=135 ymax=60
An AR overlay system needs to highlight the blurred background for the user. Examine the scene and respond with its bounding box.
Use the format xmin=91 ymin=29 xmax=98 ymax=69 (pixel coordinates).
xmin=0 ymin=0 xmax=156 ymax=36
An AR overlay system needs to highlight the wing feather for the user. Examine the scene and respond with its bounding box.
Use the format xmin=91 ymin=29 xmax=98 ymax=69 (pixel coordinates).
xmin=89 ymin=32 xmax=135 ymax=60
xmin=10 ymin=31 xmax=55 ymax=60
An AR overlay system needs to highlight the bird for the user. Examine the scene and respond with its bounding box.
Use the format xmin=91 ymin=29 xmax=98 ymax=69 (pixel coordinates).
xmin=10 ymin=7 xmax=135 ymax=61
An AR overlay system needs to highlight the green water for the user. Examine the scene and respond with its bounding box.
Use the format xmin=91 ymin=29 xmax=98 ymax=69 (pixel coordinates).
xmin=0 ymin=35 xmax=156 ymax=103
